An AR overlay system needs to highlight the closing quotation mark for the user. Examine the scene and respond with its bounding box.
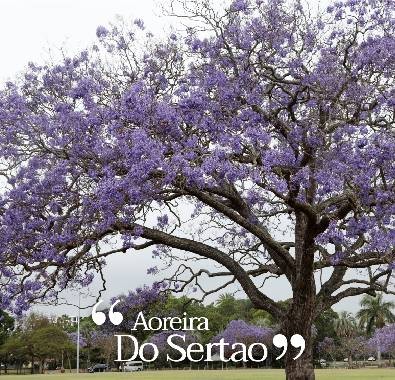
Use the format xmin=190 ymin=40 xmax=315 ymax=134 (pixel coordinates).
xmin=91 ymin=300 xmax=124 ymax=326
xmin=272 ymin=334 xmax=305 ymax=360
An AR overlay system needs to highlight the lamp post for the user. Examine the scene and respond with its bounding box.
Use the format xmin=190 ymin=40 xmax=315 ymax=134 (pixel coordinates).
xmin=76 ymin=290 xmax=81 ymax=374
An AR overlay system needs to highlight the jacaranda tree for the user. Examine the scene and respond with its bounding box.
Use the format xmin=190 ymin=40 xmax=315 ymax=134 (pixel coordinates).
xmin=211 ymin=319 xmax=274 ymax=361
xmin=0 ymin=0 xmax=394 ymax=378
xmin=369 ymin=323 xmax=395 ymax=355
xmin=144 ymin=330 xmax=198 ymax=367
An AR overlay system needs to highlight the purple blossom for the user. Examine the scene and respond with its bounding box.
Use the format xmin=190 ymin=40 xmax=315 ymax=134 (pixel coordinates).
xmin=144 ymin=330 xmax=197 ymax=364
xmin=96 ymin=25 xmax=108 ymax=38
xmin=368 ymin=324 xmax=395 ymax=354
xmin=212 ymin=320 xmax=274 ymax=357
xmin=102 ymin=283 xmax=167 ymax=332
xmin=134 ymin=18 xmax=145 ymax=30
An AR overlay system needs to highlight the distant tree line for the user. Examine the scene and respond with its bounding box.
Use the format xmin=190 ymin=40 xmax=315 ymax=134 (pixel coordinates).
xmin=0 ymin=291 xmax=394 ymax=373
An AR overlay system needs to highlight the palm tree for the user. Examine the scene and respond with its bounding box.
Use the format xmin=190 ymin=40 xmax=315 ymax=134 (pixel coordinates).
xmin=334 ymin=311 xmax=357 ymax=338
xmin=357 ymin=294 xmax=395 ymax=361
xmin=334 ymin=311 xmax=358 ymax=367
xmin=357 ymin=294 xmax=395 ymax=336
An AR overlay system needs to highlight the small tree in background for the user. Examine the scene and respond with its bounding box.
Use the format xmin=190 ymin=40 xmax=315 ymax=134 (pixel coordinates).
xmin=1 ymin=315 xmax=73 ymax=374
xmin=144 ymin=331 xmax=198 ymax=368
xmin=0 ymin=310 xmax=14 ymax=373
xmin=317 ymin=337 xmax=336 ymax=363
xmin=334 ymin=312 xmax=359 ymax=366
xmin=27 ymin=325 xmax=73 ymax=373
xmin=211 ymin=319 xmax=274 ymax=366
xmin=368 ymin=324 xmax=395 ymax=360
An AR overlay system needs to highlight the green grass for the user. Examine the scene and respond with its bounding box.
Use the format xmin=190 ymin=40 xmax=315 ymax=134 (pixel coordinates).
xmin=2 ymin=369 xmax=395 ymax=380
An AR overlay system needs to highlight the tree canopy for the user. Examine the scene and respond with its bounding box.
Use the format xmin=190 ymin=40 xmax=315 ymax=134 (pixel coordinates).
xmin=0 ymin=0 xmax=394 ymax=378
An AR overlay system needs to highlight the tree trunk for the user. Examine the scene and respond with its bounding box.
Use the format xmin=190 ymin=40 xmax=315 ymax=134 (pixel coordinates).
xmin=284 ymin=213 xmax=317 ymax=379
xmin=283 ymin=213 xmax=316 ymax=380
xmin=283 ymin=313 xmax=315 ymax=380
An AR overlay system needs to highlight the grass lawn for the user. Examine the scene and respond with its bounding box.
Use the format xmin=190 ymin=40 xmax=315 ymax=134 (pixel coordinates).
xmin=2 ymin=369 xmax=395 ymax=380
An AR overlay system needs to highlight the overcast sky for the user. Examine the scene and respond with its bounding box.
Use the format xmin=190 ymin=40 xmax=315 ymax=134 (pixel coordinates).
xmin=1 ymin=0 xmax=390 ymax=318
xmin=0 ymin=0 xmax=171 ymax=81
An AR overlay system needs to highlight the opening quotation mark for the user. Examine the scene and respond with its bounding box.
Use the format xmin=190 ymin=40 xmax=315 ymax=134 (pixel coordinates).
xmin=91 ymin=300 xmax=124 ymax=326
xmin=272 ymin=334 xmax=305 ymax=360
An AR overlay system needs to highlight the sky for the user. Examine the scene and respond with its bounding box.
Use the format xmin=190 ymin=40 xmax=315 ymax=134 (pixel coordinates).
xmin=0 ymin=0 xmax=173 ymax=82
xmin=0 ymin=0 xmax=391 ymax=318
